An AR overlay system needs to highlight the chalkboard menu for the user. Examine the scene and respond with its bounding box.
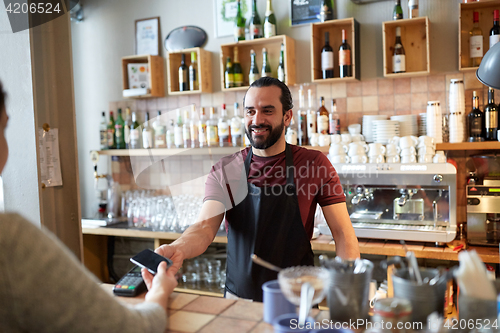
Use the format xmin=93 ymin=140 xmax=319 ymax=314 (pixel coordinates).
xmin=290 ymin=0 xmax=323 ymax=26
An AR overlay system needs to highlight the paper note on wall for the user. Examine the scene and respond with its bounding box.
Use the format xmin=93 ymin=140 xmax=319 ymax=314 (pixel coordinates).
xmin=38 ymin=128 xmax=63 ymax=187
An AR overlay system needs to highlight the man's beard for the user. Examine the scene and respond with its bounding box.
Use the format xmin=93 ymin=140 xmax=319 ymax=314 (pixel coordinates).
xmin=245 ymin=119 xmax=285 ymax=149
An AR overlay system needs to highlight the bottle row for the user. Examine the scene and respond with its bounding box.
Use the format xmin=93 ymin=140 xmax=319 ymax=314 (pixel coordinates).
xmin=468 ymin=9 xmax=500 ymax=67
xmin=320 ymin=29 xmax=352 ymax=79
xmin=468 ymin=87 xmax=499 ymax=142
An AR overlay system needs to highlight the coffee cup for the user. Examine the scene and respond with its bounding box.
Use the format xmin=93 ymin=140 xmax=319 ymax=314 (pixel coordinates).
xmin=351 ymin=134 xmax=365 ymax=142
xmin=318 ymin=134 xmax=331 ymax=147
xmin=399 ymin=136 xmax=418 ymax=149
xmin=385 ymin=143 xmax=401 ymax=156
xmin=330 ymin=155 xmax=350 ymax=164
xmin=418 ymin=154 xmax=434 ymax=163
xmin=341 ymin=133 xmax=352 ymax=144
xmin=387 ymin=155 xmax=400 ymax=163
xmin=389 ymin=136 xmax=401 ymax=146
xmin=262 ymin=280 xmax=296 ymax=324
xmin=330 ymin=134 xmax=342 ymax=144
xmin=433 ymin=152 xmax=446 ymax=163
xmin=348 ymin=123 xmax=362 ymax=135
xmin=329 ymin=144 xmax=348 ymax=156
xmin=401 ymin=147 xmax=416 ymax=156
xmin=368 ymin=143 xmax=386 ymax=156
xmin=348 ymin=143 xmax=368 ymax=156
xmin=310 ymin=133 xmax=319 ymax=146
xmin=350 ymin=155 xmax=368 ymax=164
xmin=401 ymin=155 xmax=417 ymax=164
xmin=273 ymin=313 xmax=315 ymax=333
xmin=369 ymin=155 xmax=385 ymax=164
xmin=418 ymin=136 xmax=435 ymax=147
xmin=418 ymin=146 xmax=435 ymax=156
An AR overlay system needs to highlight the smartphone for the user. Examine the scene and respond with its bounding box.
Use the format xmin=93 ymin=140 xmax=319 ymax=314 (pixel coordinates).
xmin=130 ymin=249 xmax=173 ymax=275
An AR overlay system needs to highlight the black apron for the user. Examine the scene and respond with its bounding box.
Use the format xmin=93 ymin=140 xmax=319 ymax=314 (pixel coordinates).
xmin=223 ymin=144 xmax=314 ymax=301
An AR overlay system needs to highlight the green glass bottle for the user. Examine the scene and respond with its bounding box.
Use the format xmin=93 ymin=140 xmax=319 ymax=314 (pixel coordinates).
xmin=107 ymin=111 xmax=116 ymax=149
xmin=235 ymin=0 xmax=246 ymax=42
xmin=249 ymin=0 xmax=262 ymax=39
xmin=277 ymin=43 xmax=285 ymax=82
xmin=225 ymin=56 xmax=234 ymax=89
xmin=393 ymin=0 xmax=403 ymax=20
xmin=233 ymin=47 xmax=243 ymax=87
xmin=261 ymin=48 xmax=272 ymax=77
xmin=319 ymin=0 xmax=334 ymax=22
xmin=264 ymin=0 xmax=276 ymax=38
xmin=115 ymin=108 xmax=125 ymax=149
xmin=249 ymin=49 xmax=260 ymax=85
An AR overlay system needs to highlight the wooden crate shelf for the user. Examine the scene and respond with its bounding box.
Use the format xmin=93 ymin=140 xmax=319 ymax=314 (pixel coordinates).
xmin=382 ymin=17 xmax=430 ymax=77
xmin=166 ymin=47 xmax=212 ymax=95
xmin=121 ymin=55 xmax=165 ymax=99
xmin=220 ymin=35 xmax=296 ymax=91
xmin=459 ymin=0 xmax=500 ymax=71
xmin=311 ymin=18 xmax=360 ymax=82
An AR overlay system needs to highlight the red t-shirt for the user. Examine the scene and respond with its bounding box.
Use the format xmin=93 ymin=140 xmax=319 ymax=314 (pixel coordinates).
xmin=204 ymin=145 xmax=345 ymax=239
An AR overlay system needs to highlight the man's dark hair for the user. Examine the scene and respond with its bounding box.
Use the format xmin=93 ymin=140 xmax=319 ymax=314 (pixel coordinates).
xmin=243 ymin=77 xmax=293 ymax=115
xmin=0 ymin=81 xmax=4 ymax=115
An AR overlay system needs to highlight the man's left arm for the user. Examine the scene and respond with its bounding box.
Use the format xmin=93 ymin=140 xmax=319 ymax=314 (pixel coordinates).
xmin=322 ymin=202 xmax=360 ymax=259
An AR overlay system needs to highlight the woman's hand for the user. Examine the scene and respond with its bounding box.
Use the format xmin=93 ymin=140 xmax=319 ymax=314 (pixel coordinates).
xmin=142 ymin=261 xmax=178 ymax=311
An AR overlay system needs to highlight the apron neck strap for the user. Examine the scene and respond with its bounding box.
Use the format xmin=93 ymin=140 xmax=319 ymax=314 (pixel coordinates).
xmin=244 ymin=144 xmax=295 ymax=185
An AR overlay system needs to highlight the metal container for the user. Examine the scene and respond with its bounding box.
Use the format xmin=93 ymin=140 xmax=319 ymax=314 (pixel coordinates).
xmin=372 ymin=298 xmax=412 ymax=333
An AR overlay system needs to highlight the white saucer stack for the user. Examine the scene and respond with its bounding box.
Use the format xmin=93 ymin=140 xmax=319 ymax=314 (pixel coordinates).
xmin=362 ymin=115 xmax=388 ymax=143
xmin=419 ymin=113 xmax=427 ymax=136
xmin=372 ymin=120 xmax=400 ymax=144
xmin=391 ymin=115 xmax=418 ymax=137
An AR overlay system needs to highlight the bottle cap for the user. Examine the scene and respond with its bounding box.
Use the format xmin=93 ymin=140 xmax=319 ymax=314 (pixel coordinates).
xmin=495 ymin=10 xmax=499 ymax=20
xmin=473 ymin=11 xmax=479 ymax=22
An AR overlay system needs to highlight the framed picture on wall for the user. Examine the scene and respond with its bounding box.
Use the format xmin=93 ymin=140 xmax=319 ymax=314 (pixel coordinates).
xmin=135 ymin=17 xmax=161 ymax=55
xmin=214 ymin=0 xmax=251 ymax=38
xmin=290 ymin=0 xmax=322 ymax=26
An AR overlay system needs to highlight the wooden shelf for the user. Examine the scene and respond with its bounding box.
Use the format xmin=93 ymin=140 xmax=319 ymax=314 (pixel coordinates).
xmin=121 ymin=55 xmax=165 ymax=99
xmin=382 ymin=17 xmax=430 ymax=77
xmin=311 ymin=18 xmax=360 ymax=82
xmin=166 ymin=47 xmax=212 ymax=94
xmin=459 ymin=0 xmax=500 ymax=71
xmin=383 ymin=70 xmax=430 ymax=78
xmin=220 ymin=35 xmax=296 ymax=90
xmin=437 ymin=141 xmax=500 ymax=151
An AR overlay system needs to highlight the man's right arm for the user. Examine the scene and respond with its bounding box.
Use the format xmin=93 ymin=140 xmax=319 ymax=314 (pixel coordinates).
xmin=155 ymin=199 xmax=225 ymax=272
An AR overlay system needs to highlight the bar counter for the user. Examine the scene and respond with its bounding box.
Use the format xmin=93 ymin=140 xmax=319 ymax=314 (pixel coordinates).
xmin=101 ymin=284 xmax=329 ymax=333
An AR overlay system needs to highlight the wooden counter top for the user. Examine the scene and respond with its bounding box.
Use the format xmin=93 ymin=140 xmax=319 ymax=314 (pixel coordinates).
xmin=83 ymin=225 xmax=500 ymax=263
xmin=101 ymin=284 xmax=329 ymax=333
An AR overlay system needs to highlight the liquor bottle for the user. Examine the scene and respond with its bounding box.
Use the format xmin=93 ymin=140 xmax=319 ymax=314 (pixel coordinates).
xmin=297 ymin=88 xmax=308 ymax=146
xmin=490 ymin=10 xmax=500 ymax=49
xmin=130 ymin=112 xmax=141 ymax=149
xmin=329 ymin=99 xmax=340 ymax=134
xmin=322 ymin=32 xmax=334 ymax=79
xmin=207 ymin=107 xmax=219 ymax=147
xmin=166 ymin=119 xmax=175 ymax=149
xmin=468 ymin=91 xmax=484 ymax=142
xmin=306 ymin=89 xmax=317 ymax=140
xmin=234 ymin=0 xmax=245 ymax=42
xmin=249 ymin=0 xmax=262 ymax=40
xmin=470 ymin=11 xmax=483 ymax=67
xmin=99 ymin=111 xmax=107 ymax=150
xmin=249 ymin=49 xmax=260 ymax=85
xmin=107 ymin=111 xmax=116 ymax=149
xmin=142 ymin=112 xmax=154 ymax=149
xmin=262 ymin=48 xmax=272 ymax=77
xmin=124 ymin=107 xmax=132 ymax=149
xmin=225 ymin=56 xmax=234 ymax=89
xmin=190 ymin=105 xmax=200 ymax=148
xmin=339 ymin=29 xmax=352 ymax=78
xmin=153 ymin=110 xmax=166 ymax=148
xmin=189 ymin=52 xmax=199 ymax=91
xmin=317 ymin=97 xmax=329 ymax=135
xmin=277 ymin=43 xmax=285 ymax=82
xmin=393 ymin=0 xmax=403 ymax=20
xmin=179 ymin=53 xmax=189 ymax=92
xmin=233 ymin=47 xmax=244 ymax=87
xmin=231 ymin=102 xmax=244 ymax=147
xmin=484 ymin=87 xmax=498 ymax=141
xmin=319 ymin=0 xmax=333 ymax=22
xmin=174 ymin=109 xmax=184 ymax=148
xmin=219 ymin=104 xmax=232 ymax=147
xmin=408 ymin=0 xmax=418 ymax=19
xmin=285 ymin=114 xmax=298 ymax=145
xmin=264 ymin=0 xmax=276 ymax=38
xmin=198 ymin=107 xmax=208 ymax=148
xmin=183 ymin=110 xmax=192 ymax=148
xmin=115 ymin=108 xmax=125 ymax=149
xmin=393 ymin=27 xmax=406 ymax=73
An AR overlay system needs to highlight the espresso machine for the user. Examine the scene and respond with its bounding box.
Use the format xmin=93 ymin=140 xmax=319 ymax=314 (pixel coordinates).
xmin=321 ymin=163 xmax=457 ymax=243
xmin=467 ymin=154 xmax=500 ymax=246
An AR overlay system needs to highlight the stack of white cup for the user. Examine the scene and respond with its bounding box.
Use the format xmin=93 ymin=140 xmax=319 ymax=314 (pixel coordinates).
xmin=347 ymin=141 xmax=368 ymax=163
xmin=368 ymin=143 xmax=386 ymax=164
xmin=385 ymin=141 xmax=401 ymax=163
xmin=433 ymin=151 xmax=447 ymax=163
xmin=417 ymin=136 xmax=436 ymax=163
xmin=426 ymin=101 xmax=442 ymax=143
xmin=329 ymin=142 xmax=349 ymax=163
xmin=448 ymin=79 xmax=465 ymax=143
xmin=399 ymin=135 xmax=418 ymax=164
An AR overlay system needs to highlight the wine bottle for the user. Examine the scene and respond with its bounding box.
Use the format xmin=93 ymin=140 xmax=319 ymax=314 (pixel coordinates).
xmin=262 ymin=48 xmax=272 ymax=77
xmin=142 ymin=112 xmax=154 ymax=149
xmin=329 ymin=99 xmax=340 ymax=135
xmin=249 ymin=0 xmax=262 ymax=40
xmin=484 ymin=88 xmax=498 ymax=141
xmin=321 ymin=32 xmax=334 ymax=79
xmin=190 ymin=105 xmax=199 ymax=148
xmin=218 ymin=104 xmax=232 ymax=147
xmin=99 ymin=111 xmax=107 ymax=150
xmin=225 ymin=56 xmax=234 ymax=89
xmin=470 ymin=11 xmax=483 ymax=67
xmin=166 ymin=119 xmax=175 ymax=149
xmin=234 ymin=0 xmax=245 ymax=42
xmin=153 ymin=110 xmax=166 ymax=148
xmin=124 ymin=107 xmax=131 ymax=149
xmin=393 ymin=27 xmax=406 ymax=73
xmin=189 ymin=51 xmax=199 ymax=91
xmin=297 ymin=88 xmax=308 ymax=146
xmin=207 ymin=107 xmax=219 ymax=147
xmin=174 ymin=109 xmax=183 ymax=148
xmin=115 ymin=108 xmax=125 ymax=149
xmin=277 ymin=43 xmax=285 ymax=82
xmin=107 ymin=111 xmax=116 ymax=149
xmin=249 ymin=49 xmax=260 ymax=85
xmin=183 ymin=110 xmax=192 ymax=148
xmin=490 ymin=10 xmax=500 ymax=49
xmin=339 ymin=29 xmax=352 ymax=78
xmin=233 ymin=47 xmax=243 ymax=87
xmin=319 ymin=0 xmax=333 ymax=22
xmin=264 ymin=0 xmax=276 ymax=38
xmin=130 ymin=112 xmax=141 ymax=149
xmin=408 ymin=0 xmax=418 ymax=19
xmin=198 ymin=107 xmax=208 ymax=148
xmin=231 ymin=102 xmax=244 ymax=147
xmin=317 ymin=97 xmax=329 ymax=135
xmin=306 ymin=89 xmax=317 ymax=139
xmin=179 ymin=53 xmax=189 ymax=92
xmin=468 ymin=91 xmax=484 ymax=142
xmin=393 ymin=0 xmax=403 ymax=20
